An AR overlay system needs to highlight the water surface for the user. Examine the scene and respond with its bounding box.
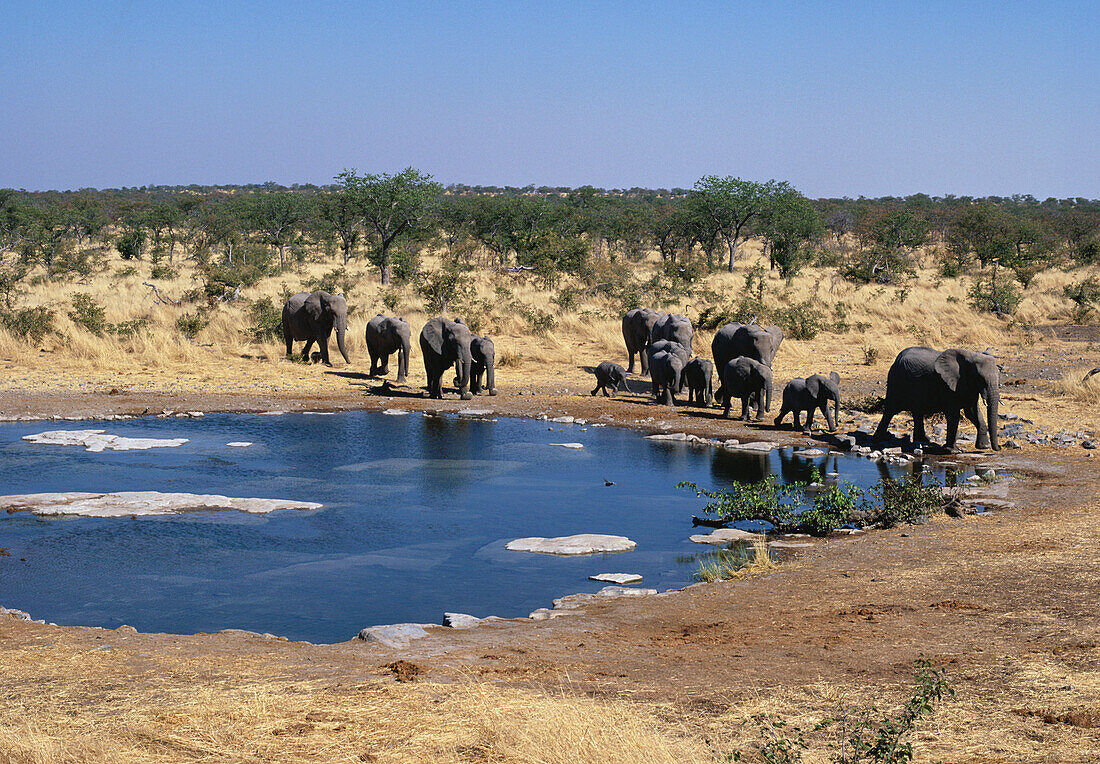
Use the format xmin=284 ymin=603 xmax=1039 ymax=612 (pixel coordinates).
xmin=0 ymin=412 xmax=964 ymax=642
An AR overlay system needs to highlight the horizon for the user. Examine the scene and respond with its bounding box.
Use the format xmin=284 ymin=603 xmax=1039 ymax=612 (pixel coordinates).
xmin=3 ymin=1 xmax=1099 ymax=198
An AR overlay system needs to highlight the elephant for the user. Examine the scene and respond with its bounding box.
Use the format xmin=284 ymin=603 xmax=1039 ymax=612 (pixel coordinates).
xmin=470 ymin=336 xmax=497 ymax=395
xmin=774 ymin=372 xmax=841 ymax=432
xmin=419 ymin=317 xmax=474 ymax=400
xmin=712 ymin=323 xmax=783 ymax=405
xmin=282 ymin=291 xmax=350 ymax=366
xmin=591 ymin=361 xmax=627 ymax=397
xmin=682 ymin=357 xmax=714 ymax=406
xmin=622 ymin=308 xmax=666 ymax=373
xmin=720 ymin=357 xmax=773 ymax=420
xmin=873 ymin=347 xmax=1000 ymax=451
xmin=365 ymin=314 xmax=411 ymax=384
xmin=649 ymin=350 xmax=684 ymax=406
xmin=646 ymin=340 xmax=690 ymax=394
xmin=650 ymin=313 xmax=694 ymax=354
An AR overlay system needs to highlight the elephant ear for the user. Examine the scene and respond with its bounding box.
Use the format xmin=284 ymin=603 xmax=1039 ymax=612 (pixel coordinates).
xmin=806 ymin=376 xmax=821 ymax=398
xmin=934 ymin=349 xmax=964 ymax=392
xmin=829 ymin=371 xmax=840 ymax=385
xmin=304 ymin=293 xmax=324 ymax=322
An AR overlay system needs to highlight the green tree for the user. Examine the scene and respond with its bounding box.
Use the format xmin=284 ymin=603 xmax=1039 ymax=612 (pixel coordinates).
xmin=315 ymin=189 xmax=362 ymax=266
xmin=247 ymin=192 xmax=305 ymax=268
xmin=339 ymin=168 xmax=441 ymax=284
xmin=691 ymin=176 xmax=789 ymax=271
xmin=758 ymin=189 xmax=824 ymax=278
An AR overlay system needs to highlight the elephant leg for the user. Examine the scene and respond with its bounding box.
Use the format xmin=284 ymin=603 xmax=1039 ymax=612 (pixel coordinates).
xmin=739 ymin=396 xmax=750 ymax=421
xmin=803 ymin=408 xmax=815 ymax=432
xmin=722 ymin=394 xmax=732 ymax=418
xmin=626 ymin=349 xmax=635 ymax=374
xmin=284 ymin=328 xmax=293 ymax=358
xmin=319 ymin=338 xmax=332 ymax=367
xmin=945 ymin=409 xmax=961 ymax=451
xmin=873 ymin=405 xmax=897 ymax=441
xmin=965 ymin=403 xmax=991 ymax=449
xmin=912 ymin=415 xmax=928 ymax=444
xmin=379 ymin=352 xmax=389 ymax=375
xmin=640 ymin=352 xmax=649 ymax=375
xmin=754 ymin=394 xmax=766 ymax=421
xmin=368 ymin=353 xmax=378 ymax=376
xmin=773 ymin=406 xmax=786 ymax=427
xmin=301 ymin=339 xmax=315 ymax=362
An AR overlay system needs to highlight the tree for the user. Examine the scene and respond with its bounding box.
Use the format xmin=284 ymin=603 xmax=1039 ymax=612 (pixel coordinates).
xmin=339 ymin=168 xmax=441 ymax=284
xmin=758 ymin=190 xmax=824 ymax=278
xmin=315 ymin=190 xmax=361 ymax=266
xmin=248 ymin=192 xmax=305 ymax=268
xmin=691 ymin=176 xmax=789 ymax=271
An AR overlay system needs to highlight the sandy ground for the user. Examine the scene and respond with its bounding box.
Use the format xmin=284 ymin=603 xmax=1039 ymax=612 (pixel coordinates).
xmin=1 ymin=346 xmax=1099 ymax=761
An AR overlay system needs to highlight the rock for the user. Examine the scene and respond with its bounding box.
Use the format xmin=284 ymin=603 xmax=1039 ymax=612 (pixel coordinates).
xmin=442 ymin=613 xmax=482 ymax=629
xmin=23 ymin=430 xmax=189 ymax=452
xmin=794 ymin=448 xmax=828 ymax=457
xmin=689 ymin=528 xmax=764 ymax=545
xmin=1004 ymin=439 xmax=1022 ymax=449
xmin=382 ymin=408 xmax=410 ymax=415
xmin=596 ymin=586 xmax=657 ymax=598
xmin=226 ymin=441 xmax=253 ymax=447
xmin=115 ymin=624 xmax=138 ymax=634
xmin=1083 ymin=440 xmax=1098 ymax=450
xmin=0 ymin=606 xmax=32 ymax=621
xmin=0 ymin=491 xmax=322 ymax=518
xmin=836 ymin=435 xmax=857 ymax=450
xmin=981 ymin=469 xmax=997 ymax=481
xmin=728 ymin=442 xmax=776 ymax=453
xmin=646 ymin=432 xmax=689 ymax=441
xmin=883 ymin=446 xmax=903 ymax=455
xmin=258 ymin=411 xmax=287 ymax=416
xmin=457 ymin=408 xmax=493 ymax=416
xmin=769 ymin=541 xmax=815 ymax=549
xmin=550 ymin=416 xmax=574 ymax=424
xmin=588 ymin=573 xmax=643 ymax=584
xmin=357 ymin=623 xmax=433 ymax=648
xmin=723 ymin=439 xmax=740 ymax=447
xmin=506 ymin=534 xmax=636 ymax=555
xmin=548 ymin=442 xmax=584 ymax=449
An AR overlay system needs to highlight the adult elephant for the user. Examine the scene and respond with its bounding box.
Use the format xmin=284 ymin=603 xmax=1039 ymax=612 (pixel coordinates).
xmin=647 ymin=340 xmax=690 ymax=393
xmin=470 ymin=335 xmax=497 ymax=395
xmin=682 ymin=357 xmax=714 ymax=407
xmin=419 ymin=317 xmax=474 ymax=400
xmin=719 ymin=357 xmax=773 ymax=421
xmin=874 ymin=347 xmax=1000 ymax=451
xmin=365 ymin=314 xmax=411 ymax=384
xmin=649 ymin=350 xmax=684 ymax=406
xmin=650 ymin=313 xmax=694 ymax=354
xmin=282 ymin=291 xmax=350 ymax=366
xmin=712 ymin=323 xmax=783 ymax=405
xmin=622 ymin=308 xmax=666 ymax=373
xmin=774 ymin=372 xmax=841 ymax=432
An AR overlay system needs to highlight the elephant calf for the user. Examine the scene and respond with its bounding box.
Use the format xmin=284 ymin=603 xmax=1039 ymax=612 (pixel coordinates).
xmin=282 ymin=291 xmax=350 ymax=367
xmin=682 ymin=358 xmax=714 ymax=406
xmin=720 ymin=357 xmax=773 ymax=420
xmin=470 ymin=336 xmax=497 ymax=395
xmin=591 ymin=361 xmax=627 ymax=397
xmin=775 ymin=372 xmax=841 ymax=432
xmin=365 ymin=314 xmax=411 ymax=384
xmin=649 ymin=351 xmax=683 ymax=406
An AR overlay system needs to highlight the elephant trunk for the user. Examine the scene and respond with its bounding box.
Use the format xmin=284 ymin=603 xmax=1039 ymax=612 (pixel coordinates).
xmin=457 ymin=354 xmax=472 ymax=400
xmin=827 ymin=393 xmax=839 ymax=431
xmin=397 ymin=337 xmax=409 ymax=383
xmin=485 ymin=358 xmax=496 ymax=395
xmin=764 ymin=380 xmax=772 ymax=413
xmin=335 ymin=326 xmax=350 ymax=365
xmin=982 ymin=385 xmax=1000 ymax=450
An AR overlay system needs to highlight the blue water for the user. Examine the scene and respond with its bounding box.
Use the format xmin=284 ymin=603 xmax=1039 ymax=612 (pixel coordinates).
xmin=0 ymin=412 xmax=963 ymax=643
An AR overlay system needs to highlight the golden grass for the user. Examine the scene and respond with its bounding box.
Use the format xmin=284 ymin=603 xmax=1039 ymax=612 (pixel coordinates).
xmin=1055 ymin=366 xmax=1100 ymax=406
xmin=696 ymin=539 xmax=779 ymax=582
xmin=0 ymin=641 xmax=708 ymax=764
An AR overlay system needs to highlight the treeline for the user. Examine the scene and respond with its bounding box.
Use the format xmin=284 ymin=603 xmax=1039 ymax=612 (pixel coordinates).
xmin=2 ymin=172 xmax=1099 ymax=318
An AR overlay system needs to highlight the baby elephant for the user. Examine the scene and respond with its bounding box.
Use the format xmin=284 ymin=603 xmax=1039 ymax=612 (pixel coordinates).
xmin=649 ymin=350 xmax=684 ymax=406
xmin=682 ymin=357 xmax=714 ymax=406
xmin=720 ymin=357 xmax=773 ymax=420
xmin=775 ymin=372 xmax=841 ymax=433
xmin=591 ymin=361 xmax=627 ymax=397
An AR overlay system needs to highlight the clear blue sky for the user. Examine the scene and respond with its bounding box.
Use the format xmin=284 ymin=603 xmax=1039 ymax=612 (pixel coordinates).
xmin=2 ymin=0 xmax=1097 ymax=197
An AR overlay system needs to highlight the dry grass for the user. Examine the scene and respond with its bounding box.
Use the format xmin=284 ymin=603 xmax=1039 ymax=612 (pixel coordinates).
xmin=1055 ymin=366 xmax=1100 ymax=406
xmin=0 ymin=641 xmax=708 ymax=763
xmin=696 ymin=539 xmax=778 ymax=583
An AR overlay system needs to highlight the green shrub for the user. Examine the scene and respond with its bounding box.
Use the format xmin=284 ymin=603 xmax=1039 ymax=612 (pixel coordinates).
xmin=871 ymin=477 xmax=949 ymax=528
xmin=247 ymin=298 xmax=283 ymax=342
xmin=111 ymin=318 xmax=148 ymax=338
xmin=1064 ymin=276 xmax=1100 ymax=322
xmin=0 ymin=306 xmax=54 ymax=342
xmin=968 ymin=274 xmax=1020 ymax=315
xmin=176 ymin=309 xmax=211 ymax=339
xmin=115 ymin=229 xmax=145 ymax=261
xmin=417 ymin=266 xmax=473 ymax=314
xmin=68 ymin=294 xmax=109 ymax=335
xmin=380 ymin=289 xmax=402 ymax=313
xmin=552 ymin=287 xmax=579 ymax=311
xmin=841 ymin=247 xmax=915 ymax=284
xmin=150 ymin=263 xmax=177 ymax=280
xmin=777 ymin=299 xmax=827 ymax=340
xmin=303 ymin=267 xmax=358 ymax=296
xmin=114 ymin=265 xmax=139 ymax=279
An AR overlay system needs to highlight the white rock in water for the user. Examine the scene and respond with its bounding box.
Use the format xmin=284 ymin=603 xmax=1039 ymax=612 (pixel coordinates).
xmin=597 ymin=586 xmax=657 ymax=598
xmin=382 ymin=408 xmax=410 ymax=415
xmin=729 ymin=442 xmax=777 ymax=453
xmin=443 ymin=612 xmax=485 ymax=629
xmin=794 ymin=448 xmax=828 ymax=457
xmin=357 ymin=623 xmax=433 ymax=648
xmin=457 ymin=408 xmax=493 ymax=416
xmin=226 ymin=442 xmax=253 ymax=448
xmin=258 ymin=411 xmax=286 ymax=415
xmin=689 ymin=528 xmax=764 ymax=545
xmin=646 ymin=432 xmax=689 ymax=441
xmin=506 ymin=534 xmax=636 ymax=555
xmin=0 ymin=491 xmax=322 ymax=517
xmin=548 ymin=442 xmax=584 ymax=449
xmin=550 ymin=416 xmax=574 ymax=424
xmin=589 ymin=573 xmax=643 ymax=584
xmin=22 ymin=430 xmax=189 ymax=452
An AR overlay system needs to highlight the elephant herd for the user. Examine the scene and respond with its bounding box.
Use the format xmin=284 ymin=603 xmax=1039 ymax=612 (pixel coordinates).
xmin=280 ymin=290 xmax=1001 ymax=453
xmin=281 ymin=290 xmax=496 ymax=401
xmin=614 ymin=307 xmax=1001 ymax=452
